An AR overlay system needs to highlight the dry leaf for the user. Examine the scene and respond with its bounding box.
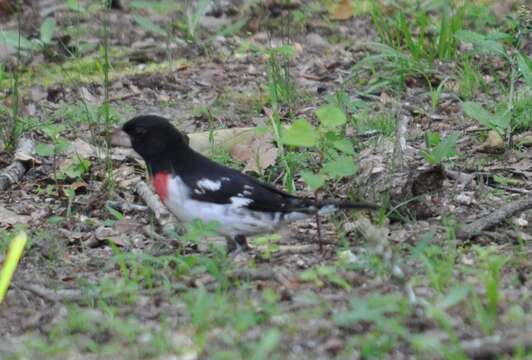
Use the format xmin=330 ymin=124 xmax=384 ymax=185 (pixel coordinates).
xmin=230 ymin=132 xmax=279 ymax=173
xmin=331 ymin=0 xmax=353 ymax=20
xmin=66 ymin=138 xmax=97 ymax=158
xmin=80 ymin=86 xmax=99 ymax=104
xmin=515 ymin=131 xmax=532 ymax=147
xmin=188 ymin=127 xmax=255 ymax=154
xmin=475 ymin=130 xmax=505 ymax=153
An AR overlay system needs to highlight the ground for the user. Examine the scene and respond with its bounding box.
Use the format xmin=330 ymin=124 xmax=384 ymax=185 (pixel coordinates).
xmin=0 ymin=1 xmax=531 ymax=359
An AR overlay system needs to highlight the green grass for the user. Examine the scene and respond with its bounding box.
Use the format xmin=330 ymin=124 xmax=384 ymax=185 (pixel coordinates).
xmin=0 ymin=52 xmax=188 ymax=89
xmin=353 ymin=109 xmax=395 ymax=137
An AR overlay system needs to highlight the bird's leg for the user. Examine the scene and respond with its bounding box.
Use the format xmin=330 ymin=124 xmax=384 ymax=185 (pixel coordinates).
xmin=314 ymin=190 xmax=324 ymax=253
xmin=225 ymin=236 xmax=237 ymax=253
xmin=315 ymin=212 xmax=323 ymax=253
xmin=225 ymin=235 xmax=250 ymax=254
xmin=234 ymin=234 xmax=250 ymax=251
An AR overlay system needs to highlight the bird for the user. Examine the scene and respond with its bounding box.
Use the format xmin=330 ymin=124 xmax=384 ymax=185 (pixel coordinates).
xmin=113 ymin=115 xmax=377 ymax=252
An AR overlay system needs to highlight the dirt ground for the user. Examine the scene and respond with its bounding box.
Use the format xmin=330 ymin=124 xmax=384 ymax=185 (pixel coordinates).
xmin=0 ymin=1 xmax=531 ymax=359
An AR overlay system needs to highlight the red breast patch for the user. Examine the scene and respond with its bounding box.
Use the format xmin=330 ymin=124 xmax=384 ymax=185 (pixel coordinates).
xmin=152 ymin=171 xmax=169 ymax=202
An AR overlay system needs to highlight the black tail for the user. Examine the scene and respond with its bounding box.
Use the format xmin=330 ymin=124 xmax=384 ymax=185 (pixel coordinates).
xmin=289 ymin=199 xmax=378 ymax=214
xmin=318 ymin=200 xmax=379 ymax=213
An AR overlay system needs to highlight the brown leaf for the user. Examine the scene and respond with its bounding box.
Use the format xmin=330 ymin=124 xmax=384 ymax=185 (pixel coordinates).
xmin=515 ymin=131 xmax=532 ymax=147
xmin=475 ymin=130 xmax=505 ymax=153
xmin=80 ymin=86 xmax=99 ymax=104
xmin=230 ymin=132 xmax=278 ymax=173
xmin=66 ymin=138 xmax=97 ymax=158
xmin=331 ymin=0 xmax=353 ymax=20
xmin=188 ymin=127 xmax=256 ymax=154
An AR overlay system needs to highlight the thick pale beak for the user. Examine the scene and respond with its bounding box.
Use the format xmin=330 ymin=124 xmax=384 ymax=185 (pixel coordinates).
xmin=111 ymin=128 xmax=132 ymax=148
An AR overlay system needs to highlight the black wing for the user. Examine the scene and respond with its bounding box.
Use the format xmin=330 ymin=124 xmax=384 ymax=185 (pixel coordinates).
xmin=180 ymin=154 xmax=307 ymax=213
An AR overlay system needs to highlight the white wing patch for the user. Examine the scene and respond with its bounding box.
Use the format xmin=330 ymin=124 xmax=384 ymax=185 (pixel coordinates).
xmin=197 ymin=178 xmax=222 ymax=192
xmin=230 ymin=196 xmax=253 ymax=207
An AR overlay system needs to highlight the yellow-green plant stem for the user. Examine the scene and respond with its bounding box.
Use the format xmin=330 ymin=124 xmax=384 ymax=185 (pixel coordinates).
xmin=0 ymin=231 xmax=28 ymax=303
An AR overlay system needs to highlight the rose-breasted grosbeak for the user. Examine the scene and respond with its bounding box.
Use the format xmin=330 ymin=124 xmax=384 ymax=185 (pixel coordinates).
xmin=114 ymin=115 xmax=377 ymax=251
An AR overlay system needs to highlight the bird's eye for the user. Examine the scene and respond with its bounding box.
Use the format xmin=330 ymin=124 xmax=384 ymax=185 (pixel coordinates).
xmin=134 ymin=127 xmax=147 ymax=137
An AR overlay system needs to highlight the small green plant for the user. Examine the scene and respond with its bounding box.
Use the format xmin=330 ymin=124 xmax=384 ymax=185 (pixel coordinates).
xmin=266 ymin=44 xmax=298 ymax=192
xmin=251 ymin=234 xmax=281 ymax=260
xmin=430 ymin=77 xmax=450 ymax=111
xmin=281 ymin=104 xmax=358 ymax=192
xmin=352 ymin=109 xmax=395 ymax=137
xmin=457 ymin=28 xmax=532 ymax=145
xmin=184 ymin=0 xmax=209 ymax=42
xmin=28 ymin=305 xmax=180 ymax=358
xmin=37 ymin=17 xmax=57 ymax=53
xmin=458 ymin=58 xmax=485 ymax=99
xmin=3 ymin=7 xmax=22 ymax=150
xmin=183 ymin=288 xmax=276 ymax=352
xmin=132 ymin=13 xmax=171 ymax=38
xmin=412 ymin=232 xmax=456 ymax=293
xmin=64 ymin=188 xmax=76 ymax=218
xmin=421 ymin=131 xmax=460 ymax=165
xmin=470 ymin=245 xmax=508 ymax=335
xmin=350 ymin=42 xmax=434 ymax=92
xmin=130 ymin=0 xmax=178 ymax=32
xmin=249 ymin=328 xmax=281 ymax=360
xmin=416 ymin=287 xmax=470 ymax=359
xmin=0 ymin=17 xmax=57 ymax=55
xmin=300 ymin=265 xmax=351 ymax=290
xmin=462 ymin=101 xmax=510 ymax=138
xmin=182 ymin=219 xmax=221 ymax=246
xmin=352 ymin=2 xmax=470 ymax=94
xmin=35 ymin=124 xmax=71 ymax=182
xmin=335 ymin=293 xmax=410 ymax=357
xmin=266 ymin=45 xmax=297 ymax=110
xmin=0 ymin=64 xmax=6 ymax=87
xmin=371 ymin=2 xmax=464 ymax=62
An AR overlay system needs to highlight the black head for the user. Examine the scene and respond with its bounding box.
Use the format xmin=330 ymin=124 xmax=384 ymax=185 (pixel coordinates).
xmin=121 ymin=115 xmax=190 ymax=161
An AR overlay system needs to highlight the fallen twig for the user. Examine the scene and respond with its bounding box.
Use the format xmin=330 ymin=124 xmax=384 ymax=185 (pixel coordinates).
xmin=392 ymin=103 xmax=412 ymax=172
xmin=0 ymin=137 xmax=35 ymax=191
xmin=142 ymin=225 xmax=168 ymax=243
xmin=488 ymin=184 xmax=531 ymax=194
xmin=134 ymin=180 xmax=181 ymax=235
xmin=461 ymin=331 xmax=532 ymax=359
xmin=16 ymin=283 xmax=84 ymax=302
xmin=106 ymin=199 xmax=148 ymax=213
xmin=457 ymin=195 xmax=532 ymax=239
xmin=272 ymin=244 xmax=321 ymax=257
xmin=444 ymin=169 xmax=476 ymax=186
xmin=229 ymin=268 xmax=277 ymax=282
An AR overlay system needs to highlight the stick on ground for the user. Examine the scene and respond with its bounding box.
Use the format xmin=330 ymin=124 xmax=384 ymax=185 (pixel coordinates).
xmin=17 ymin=283 xmax=84 ymax=302
xmin=461 ymin=331 xmax=532 ymax=359
xmin=457 ymin=195 xmax=532 ymax=239
xmin=135 ymin=180 xmax=183 ymax=235
xmin=0 ymin=137 xmax=35 ymax=191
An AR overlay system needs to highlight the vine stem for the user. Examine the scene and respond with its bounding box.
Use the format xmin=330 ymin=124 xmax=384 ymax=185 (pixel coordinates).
xmin=505 ymin=57 xmax=516 ymax=148
xmin=102 ymin=0 xmax=114 ymax=191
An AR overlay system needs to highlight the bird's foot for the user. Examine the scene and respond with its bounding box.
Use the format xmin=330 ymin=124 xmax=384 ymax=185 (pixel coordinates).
xmin=226 ymin=235 xmax=251 ymax=256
